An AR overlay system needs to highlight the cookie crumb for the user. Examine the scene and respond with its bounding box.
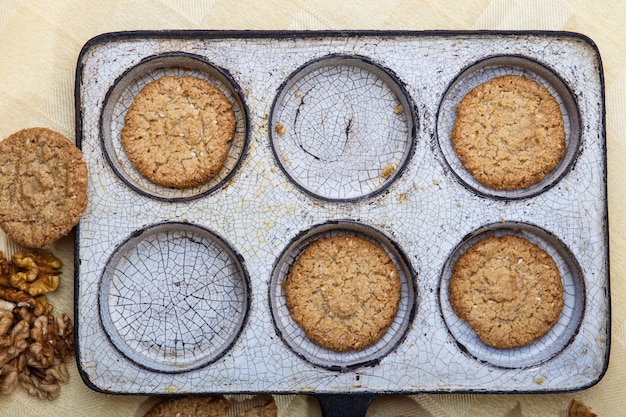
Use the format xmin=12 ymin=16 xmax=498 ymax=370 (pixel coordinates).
xmin=393 ymin=104 xmax=404 ymax=115
xmin=381 ymin=163 xmax=397 ymax=179
xmin=275 ymin=123 xmax=286 ymax=136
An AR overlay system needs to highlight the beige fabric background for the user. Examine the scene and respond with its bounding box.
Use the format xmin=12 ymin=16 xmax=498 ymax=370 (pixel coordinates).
xmin=0 ymin=0 xmax=624 ymax=416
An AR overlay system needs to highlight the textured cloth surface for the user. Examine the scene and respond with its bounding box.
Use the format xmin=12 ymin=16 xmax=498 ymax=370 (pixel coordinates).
xmin=0 ymin=1 xmax=624 ymax=416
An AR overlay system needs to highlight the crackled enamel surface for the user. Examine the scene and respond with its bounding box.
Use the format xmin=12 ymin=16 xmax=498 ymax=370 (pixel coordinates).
xmin=75 ymin=32 xmax=608 ymax=394
xmin=98 ymin=222 xmax=248 ymax=373
xmin=269 ymin=55 xmax=415 ymax=201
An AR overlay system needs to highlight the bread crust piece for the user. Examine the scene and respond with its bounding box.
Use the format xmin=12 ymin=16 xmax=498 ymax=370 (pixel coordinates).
xmin=451 ymin=74 xmax=566 ymax=190
xmin=0 ymin=128 xmax=88 ymax=248
xmin=449 ymin=234 xmax=564 ymax=349
xmin=121 ymin=75 xmax=236 ymax=189
xmin=283 ymin=235 xmax=401 ymax=352
xmin=143 ymin=396 xmax=230 ymax=417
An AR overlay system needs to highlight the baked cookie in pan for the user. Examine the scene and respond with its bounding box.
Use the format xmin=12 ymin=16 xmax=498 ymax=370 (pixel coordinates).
xmin=283 ymin=234 xmax=401 ymax=352
xmin=451 ymin=74 xmax=566 ymax=191
xmin=121 ymin=75 xmax=236 ymax=189
xmin=449 ymin=234 xmax=564 ymax=349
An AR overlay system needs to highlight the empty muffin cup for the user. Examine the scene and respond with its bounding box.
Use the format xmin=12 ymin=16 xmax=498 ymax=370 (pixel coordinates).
xmin=270 ymin=54 xmax=417 ymax=202
xmin=99 ymin=221 xmax=249 ymax=373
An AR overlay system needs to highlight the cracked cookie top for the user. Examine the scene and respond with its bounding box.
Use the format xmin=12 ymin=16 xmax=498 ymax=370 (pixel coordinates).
xmin=449 ymin=234 xmax=564 ymax=349
xmin=451 ymin=74 xmax=566 ymax=191
xmin=0 ymin=128 xmax=88 ymax=248
xmin=121 ymin=75 xmax=236 ymax=189
xmin=283 ymin=234 xmax=401 ymax=352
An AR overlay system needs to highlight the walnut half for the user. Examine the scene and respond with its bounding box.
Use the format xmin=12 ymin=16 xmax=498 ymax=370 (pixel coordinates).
xmin=9 ymin=252 xmax=61 ymax=296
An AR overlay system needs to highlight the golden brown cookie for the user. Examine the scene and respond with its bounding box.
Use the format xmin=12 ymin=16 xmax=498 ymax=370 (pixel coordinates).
xmin=121 ymin=75 xmax=236 ymax=189
xmin=0 ymin=128 xmax=88 ymax=248
xmin=451 ymin=74 xmax=565 ymax=190
xmin=143 ymin=396 xmax=229 ymax=417
xmin=283 ymin=235 xmax=401 ymax=352
xmin=449 ymin=234 xmax=564 ymax=349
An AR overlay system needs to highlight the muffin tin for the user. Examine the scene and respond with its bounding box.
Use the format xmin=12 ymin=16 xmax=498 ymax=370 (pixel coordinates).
xmin=75 ymin=31 xmax=609 ymax=399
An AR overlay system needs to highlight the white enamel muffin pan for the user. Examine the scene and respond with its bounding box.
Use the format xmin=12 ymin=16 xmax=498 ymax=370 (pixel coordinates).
xmin=74 ymin=31 xmax=609 ymax=397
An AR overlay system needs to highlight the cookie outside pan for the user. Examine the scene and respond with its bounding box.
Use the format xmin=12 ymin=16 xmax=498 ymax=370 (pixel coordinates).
xmin=283 ymin=235 xmax=401 ymax=352
xmin=448 ymin=234 xmax=564 ymax=349
xmin=143 ymin=396 xmax=230 ymax=417
xmin=0 ymin=127 xmax=88 ymax=248
xmin=451 ymin=74 xmax=566 ymax=191
xmin=121 ymin=75 xmax=236 ymax=189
